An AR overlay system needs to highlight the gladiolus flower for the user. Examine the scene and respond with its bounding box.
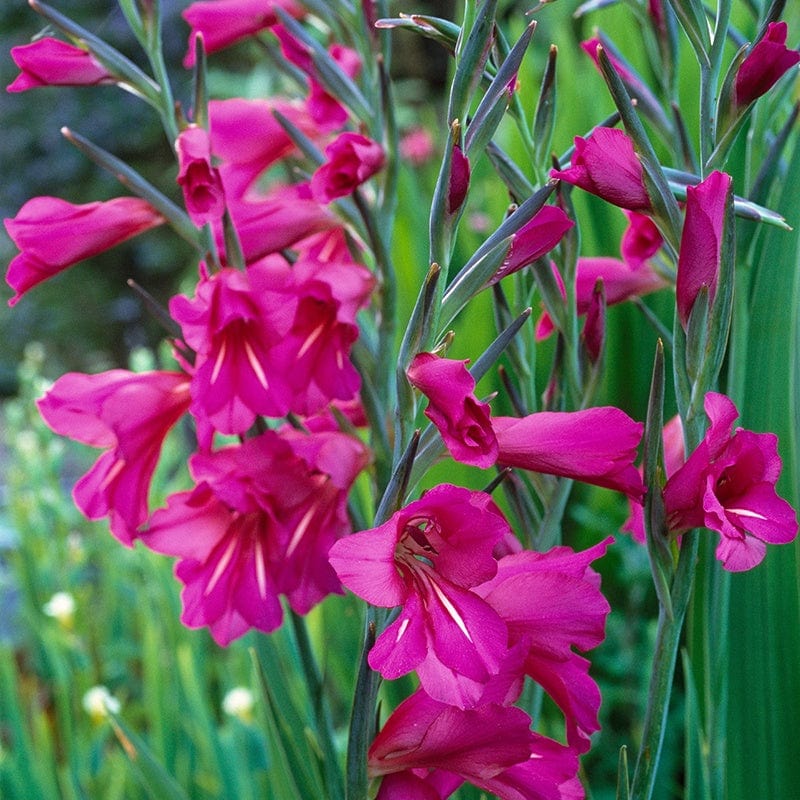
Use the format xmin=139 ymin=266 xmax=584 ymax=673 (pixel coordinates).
xmin=4 ymin=196 xmax=165 ymax=306
xmin=406 ymin=353 xmax=497 ymax=468
xmin=176 ymin=125 xmax=226 ymax=226
xmin=208 ymin=98 xmax=318 ymax=199
xmin=330 ymin=484 xmax=512 ymax=708
xmin=273 ymin=26 xmax=362 ymax=129
xmin=368 ymin=689 xmax=581 ymax=800
xmin=735 ymin=21 xmax=800 ymax=108
xmin=8 ymin=38 xmax=113 ymax=92
xmin=535 ymin=256 xmax=668 ymax=341
xmin=311 ymin=132 xmax=385 ymax=203
xmin=550 ymin=128 xmax=651 ymax=211
xmin=475 ymin=537 xmax=613 ymax=752
xmin=675 ymin=170 xmax=731 ymax=329
xmin=182 ymin=0 xmax=305 ymax=65
xmin=663 ymin=393 xmax=798 ymax=571
xmin=488 ymin=206 xmax=574 ymax=285
xmin=37 ymin=370 xmax=191 ymax=545
xmin=142 ymin=429 xmax=367 ymax=645
xmin=493 ymin=407 xmax=645 ymax=499
xmin=621 ymin=210 xmax=663 ymax=269
xmin=225 ymin=186 xmax=338 ymax=263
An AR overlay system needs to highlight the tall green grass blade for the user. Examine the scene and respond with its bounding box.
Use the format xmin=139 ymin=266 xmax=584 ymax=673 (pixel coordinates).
xmin=108 ymin=713 xmax=191 ymax=800
xmin=724 ymin=129 xmax=800 ymax=800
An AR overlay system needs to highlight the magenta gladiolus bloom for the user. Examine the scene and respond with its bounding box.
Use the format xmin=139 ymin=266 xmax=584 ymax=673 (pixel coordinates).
xmin=311 ymin=132 xmax=385 ymax=203
xmin=8 ymin=38 xmax=113 ymax=92
xmin=142 ymin=429 xmax=367 ymax=645
xmin=37 ymin=370 xmax=191 ymax=545
xmin=368 ymin=689 xmax=581 ymax=800
xmin=407 ymin=353 xmax=498 ymax=468
xmin=735 ymin=21 xmax=800 ymax=107
xmin=176 ymin=125 xmax=225 ymax=226
xmin=269 ymin=254 xmax=374 ymax=415
xmin=675 ymin=170 xmax=731 ymax=329
xmin=488 ymin=206 xmax=574 ymax=285
xmin=329 ymin=484 xmax=512 ymax=707
xmin=663 ymin=393 xmax=798 ymax=571
xmin=493 ymin=407 xmax=645 ymax=499
xmin=273 ymin=25 xmax=362 ymax=129
xmin=476 ymin=537 xmax=613 ymax=752
xmin=551 ymin=128 xmax=651 ymax=211
xmin=208 ymin=98 xmax=319 ymax=199
xmin=170 ymin=262 xmax=292 ymax=433
xmin=621 ymin=210 xmax=663 ymax=269
xmin=182 ymin=0 xmax=305 ymax=65
xmin=535 ymin=256 xmax=668 ymax=340
xmin=225 ymin=186 xmax=338 ymax=263
xmin=4 ymin=196 xmax=165 ymax=306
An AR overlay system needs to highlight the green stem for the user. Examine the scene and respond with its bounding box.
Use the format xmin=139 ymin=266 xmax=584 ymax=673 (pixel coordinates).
xmin=630 ymin=531 xmax=700 ymax=800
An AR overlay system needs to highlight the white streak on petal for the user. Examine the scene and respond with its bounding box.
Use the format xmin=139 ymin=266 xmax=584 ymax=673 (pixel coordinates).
xmin=297 ymin=324 xmax=325 ymax=358
xmin=726 ymin=507 xmax=768 ymax=520
xmin=210 ymin=339 xmax=228 ymax=384
xmin=254 ymin=538 xmax=268 ymax=600
xmin=286 ymin=504 xmax=318 ymax=558
xmin=244 ymin=340 xmax=269 ymax=389
xmin=429 ymin=580 xmax=473 ymax=643
xmin=205 ymin=536 xmax=238 ymax=596
xmin=395 ymin=617 xmax=410 ymax=643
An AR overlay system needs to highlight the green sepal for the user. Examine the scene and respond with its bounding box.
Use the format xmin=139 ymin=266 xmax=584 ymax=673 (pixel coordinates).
xmin=374 ymin=14 xmax=460 ymax=54
xmin=465 ymin=22 xmax=536 ymax=160
xmin=446 ymin=0 xmax=498 ymax=125
xmin=684 ymin=285 xmax=710 ymax=386
xmin=616 ymin=745 xmax=631 ymax=800
xmin=428 ymin=119 xmax=464 ymax=272
xmin=191 ymin=34 xmax=209 ymax=128
xmin=485 ymin=141 xmax=535 ymax=203
xmin=273 ymin=8 xmax=373 ymax=123
xmin=663 ymin=0 xmax=711 ymax=64
xmin=442 ymin=181 xmax=558 ymax=326
xmin=642 ymin=340 xmax=675 ymax=621
xmin=533 ymin=45 xmax=558 ymax=174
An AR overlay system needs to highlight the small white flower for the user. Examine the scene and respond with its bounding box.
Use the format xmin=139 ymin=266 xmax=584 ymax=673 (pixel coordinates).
xmin=43 ymin=591 xmax=76 ymax=627
xmin=82 ymin=686 xmax=121 ymax=721
xmin=222 ymin=687 xmax=255 ymax=721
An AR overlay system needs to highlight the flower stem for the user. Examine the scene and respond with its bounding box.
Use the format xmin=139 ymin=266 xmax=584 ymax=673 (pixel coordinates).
xmin=630 ymin=530 xmax=699 ymax=800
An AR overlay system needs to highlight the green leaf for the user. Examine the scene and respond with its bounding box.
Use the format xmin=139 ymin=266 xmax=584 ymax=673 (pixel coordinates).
xmin=108 ymin=713 xmax=191 ymax=800
xmin=724 ymin=119 xmax=800 ymax=800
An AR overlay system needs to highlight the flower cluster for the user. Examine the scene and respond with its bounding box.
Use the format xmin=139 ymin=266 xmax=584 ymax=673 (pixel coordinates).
xmin=5 ymin=2 xmax=800 ymax=799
